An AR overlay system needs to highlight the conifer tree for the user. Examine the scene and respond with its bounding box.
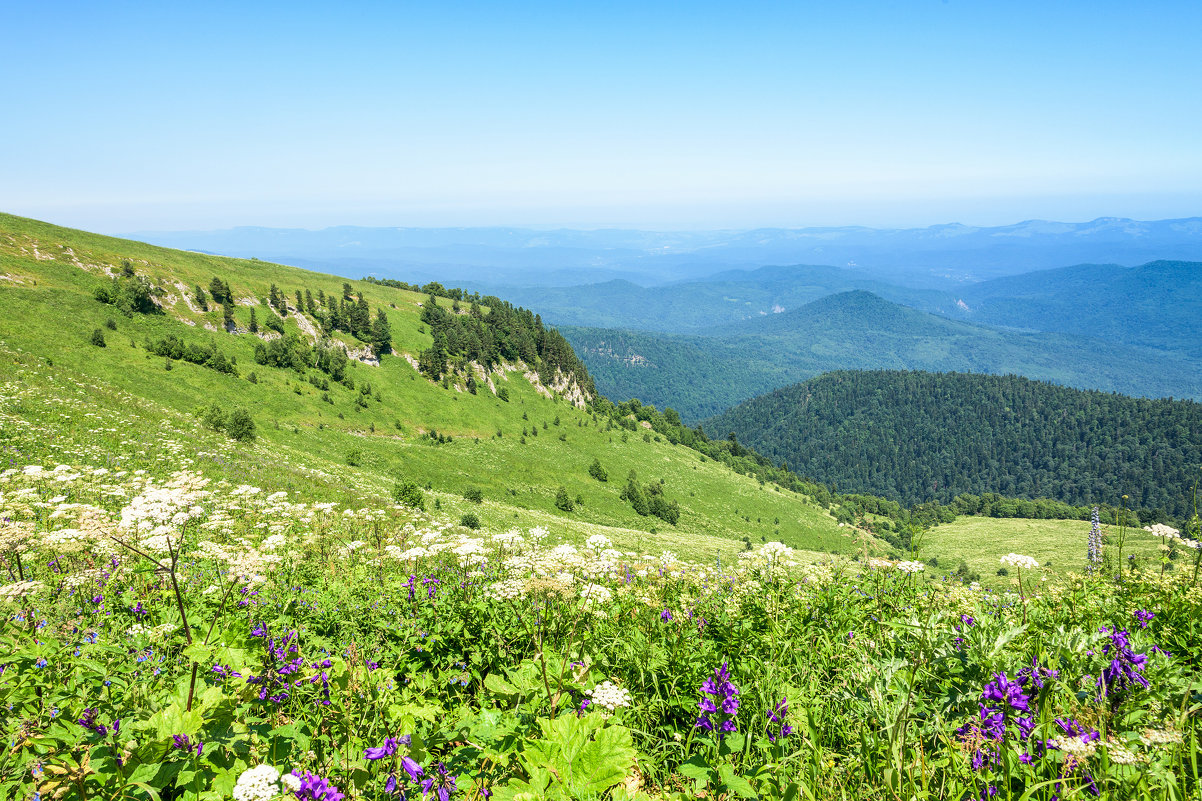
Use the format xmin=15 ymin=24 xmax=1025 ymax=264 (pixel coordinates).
xmin=249 ymin=307 xmax=259 ymax=333
xmin=372 ymin=308 xmax=392 ymax=355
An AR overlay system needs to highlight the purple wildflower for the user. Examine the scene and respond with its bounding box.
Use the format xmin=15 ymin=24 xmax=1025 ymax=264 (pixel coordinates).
xmin=1134 ymin=609 xmax=1154 ymax=629
xmin=365 ymin=737 xmax=398 ymax=760
xmin=660 ymin=609 xmax=672 ymax=621
xmin=1097 ymin=627 xmax=1149 ymax=703
xmin=289 ymin=770 xmax=345 ymax=801
xmin=421 ymin=762 xmax=456 ymax=801
xmin=765 ymin=696 xmax=793 ymax=743
xmin=695 ymin=661 xmax=740 ymax=737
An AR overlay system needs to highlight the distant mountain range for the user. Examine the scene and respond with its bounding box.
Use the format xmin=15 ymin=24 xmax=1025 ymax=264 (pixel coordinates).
xmin=563 ymin=289 xmax=1202 ymax=422
xmin=126 ymin=216 xmax=1202 ymax=288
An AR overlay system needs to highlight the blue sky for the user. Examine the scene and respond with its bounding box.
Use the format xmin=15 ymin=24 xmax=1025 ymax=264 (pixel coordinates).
xmin=3 ymin=1 xmax=1200 ymax=232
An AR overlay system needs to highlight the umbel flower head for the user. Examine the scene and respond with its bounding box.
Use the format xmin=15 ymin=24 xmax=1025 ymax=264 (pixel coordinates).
xmin=695 ymin=661 xmax=740 ymax=737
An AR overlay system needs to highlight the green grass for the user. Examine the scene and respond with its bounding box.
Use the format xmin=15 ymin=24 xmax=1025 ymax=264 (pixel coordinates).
xmin=0 ymin=211 xmax=856 ymax=561
xmin=924 ymin=516 xmax=1167 ymax=586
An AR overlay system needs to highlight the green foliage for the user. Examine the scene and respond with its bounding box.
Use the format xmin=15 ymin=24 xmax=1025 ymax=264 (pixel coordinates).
xmin=555 ymin=485 xmax=574 ymax=512
xmin=345 ymin=448 xmax=363 ymax=467
xmin=711 ymin=370 xmax=1202 ymax=517
xmin=588 ymin=457 xmax=608 ymax=482
xmin=463 ymin=486 xmax=484 ymax=503
xmin=392 ymin=480 xmax=426 ymax=511
xmin=225 ymin=407 xmax=256 ymax=441
xmin=95 ymin=274 xmax=159 ymax=315
xmin=196 ymin=401 xmax=226 ymax=432
xmin=460 ymin=510 xmax=481 ymax=528
xmin=90 ymin=328 xmax=106 ymax=347
xmin=147 ymin=335 xmax=238 ymax=375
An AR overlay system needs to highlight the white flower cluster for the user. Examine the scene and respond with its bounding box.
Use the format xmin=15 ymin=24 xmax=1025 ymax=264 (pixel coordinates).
xmin=1104 ymin=739 xmax=1140 ymax=765
xmin=1055 ymin=735 xmax=1098 ymax=759
xmin=486 ymin=578 xmax=527 ymax=601
xmin=232 ymin=764 xmax=281 ymax=801
xmin=585 ymin=680 xmax=632 ymax=711
xmin=1143 ymin=523 xmax=1180 ymax=537
xmin=0 ymin=580 xmax=43 ymax=603
xmin=895 ymin=560 xmax=925 ymax=574
xmin=1000 ymin=553 xmax=1040 ymax=570
xmin=1140 ymin=728 xmax=1183 ymax=747
xmin=579 ymin=583 xmax=613 ymax=606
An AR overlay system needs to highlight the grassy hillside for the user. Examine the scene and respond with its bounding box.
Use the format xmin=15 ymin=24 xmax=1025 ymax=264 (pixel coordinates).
xmin=0 ymin=212 xmax=855 ymax=560
xmin=922 ymin=516 xmax=1165 ymax=587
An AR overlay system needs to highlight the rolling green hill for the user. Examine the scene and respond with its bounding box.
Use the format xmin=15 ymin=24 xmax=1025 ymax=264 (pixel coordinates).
xmin=0 ymin=212 xmax=859 ymax=561
xmin=706 ymin=370 xmax=1202 ymax=517
xmin=563 ymin=290 xmax=1202 ymax=423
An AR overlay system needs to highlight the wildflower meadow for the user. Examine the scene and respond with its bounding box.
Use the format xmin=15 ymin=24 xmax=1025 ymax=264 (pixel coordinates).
xmin=2 ymin=430 xmax=1200 ymax=799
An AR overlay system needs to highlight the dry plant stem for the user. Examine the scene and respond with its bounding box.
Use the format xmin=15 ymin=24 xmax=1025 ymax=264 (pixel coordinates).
xmin=110 ymin=533 xmax=201 ymax=709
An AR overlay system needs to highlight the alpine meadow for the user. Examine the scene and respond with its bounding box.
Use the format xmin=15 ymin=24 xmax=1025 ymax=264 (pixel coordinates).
xmin=5 ymin=3 xmax=1202 ymax=800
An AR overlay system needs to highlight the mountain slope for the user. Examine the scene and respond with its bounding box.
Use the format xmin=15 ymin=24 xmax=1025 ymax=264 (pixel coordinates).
xmin=0 ymin=211 xmax=852 ymax=558
xmin=706 ymin=370 xmax=1202 ymax=516
xmin=563 ymin=291 xmax=1202 ymax=422
xmin=946 ymin=260 xmax=1202 ymax=357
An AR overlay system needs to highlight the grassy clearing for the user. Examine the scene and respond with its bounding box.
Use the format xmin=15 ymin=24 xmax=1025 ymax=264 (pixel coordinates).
xmin=924 ymin=516 xmax=1167 ymax=586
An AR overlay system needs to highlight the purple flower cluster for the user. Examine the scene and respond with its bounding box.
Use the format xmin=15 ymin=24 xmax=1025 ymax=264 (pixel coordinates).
xmin=172 ymin=733 xmax=203 ymax=756
xmin=695 ymin=661 xmax=740 ymax=737
xmin=76 ymin=707 xmax=116 ymax=736
xmin=1097 ymin=627 xmax=1149 ymax=702
xmin=289 ymin=770 xmax=345 ymax=801
xmin=765 ymin=697 xmax=793 ymax=743
xmin=1133 ymin=609 xmax=1154 ymax=629
xmin=421 ymin=762 xmax=457 ymax=801
xmin=958 ymin=666 xmax=1053 ymax=770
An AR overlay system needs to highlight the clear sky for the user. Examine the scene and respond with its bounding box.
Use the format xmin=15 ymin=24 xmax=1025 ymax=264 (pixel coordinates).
xmin=3 ymin=1 xmax=1200 ymax=232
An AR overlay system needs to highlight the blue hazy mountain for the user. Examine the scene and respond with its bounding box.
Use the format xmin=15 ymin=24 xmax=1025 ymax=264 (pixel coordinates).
xmin=127 ymin=216 xmax=1202 ymax=288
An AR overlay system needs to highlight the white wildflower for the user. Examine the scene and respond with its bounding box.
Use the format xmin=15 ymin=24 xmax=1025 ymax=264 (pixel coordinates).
xmin=1054 ymin=735 xmax=1097 ymax=759
xmin=280 ymin=772 xmax=302 ymax=792
xmin=0 ymin=580 xmax=43 ymax=603
xmin=585 ymin=680 xmax=632 ymax=712
xmin=896 ymin=560 xmax=925 ymax=574
xmin=1104 ymin=739 xmax=1140 ymax=765
xmin=579 ymin=583 xmax=612 ymax=605
xmin=233 ymin=764 xmax=281 ymax=801
xmin=1000 ymin=553 xmax=1040 ymax=570
xmin=585 ymin=534 xmax=612 ymax=551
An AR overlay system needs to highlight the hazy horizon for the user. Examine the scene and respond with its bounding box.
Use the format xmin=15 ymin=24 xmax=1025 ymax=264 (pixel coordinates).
xmin=4 ymin=1 xmax=1200 ymax=234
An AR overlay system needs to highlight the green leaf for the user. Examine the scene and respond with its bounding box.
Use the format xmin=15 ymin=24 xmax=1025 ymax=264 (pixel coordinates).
xmin=718 ymin=763 xmax=758 ymax=799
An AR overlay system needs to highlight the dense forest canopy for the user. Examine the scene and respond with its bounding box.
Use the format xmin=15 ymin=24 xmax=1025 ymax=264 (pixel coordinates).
xmin=707 ymin=370 xmax=1202 ymax=517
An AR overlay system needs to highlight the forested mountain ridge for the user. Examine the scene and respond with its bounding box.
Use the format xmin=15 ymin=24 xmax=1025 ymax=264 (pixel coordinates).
xmin=945 ymin=259 xmax=1202 ymax=357
xmin=563 ymin=291 xmax=1202 ymax=423
xmin=706 ymin=370 xmax=1202 ymax=517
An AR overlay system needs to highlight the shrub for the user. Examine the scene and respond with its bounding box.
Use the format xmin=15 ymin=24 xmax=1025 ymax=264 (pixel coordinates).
xmin=392 ymin=480 xmax=425 ymax=511
xmin=463 ymin=486 xmax=484 ymax=503
xmin=197 ymin=402 xmax=226 ymax=432
xmin=226 ymin=407 xmax=256 ymax=441
xmin=496 ymin=386 xmax=510 ymax=402
xmin=460 ymin=511 xmax=481 ymax=529
xmin=345 ymin=449 xmax=363 ymax=467
xmin=104 ymin=318 xmax=117 ymax=330
xmin=90 ymin=329 xmax=106 ymax=347
xmin=588 ymin=458 xmax=608 ymax=482
xmin=555 ymin=485 xmax=574 ymax=512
